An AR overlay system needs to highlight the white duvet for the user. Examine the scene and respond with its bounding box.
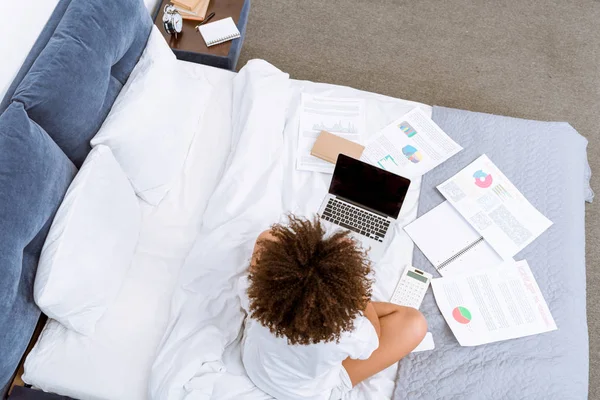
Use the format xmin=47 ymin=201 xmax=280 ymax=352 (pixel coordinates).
xmin=23 ymin=59 xmax=431 ymax=400
xmin=149 ymin=60 xmax=431 ymax=400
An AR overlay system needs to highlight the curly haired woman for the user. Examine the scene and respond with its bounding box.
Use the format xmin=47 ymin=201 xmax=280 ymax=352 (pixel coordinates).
xmin=238 ymin=215 xmax=427 ymax=400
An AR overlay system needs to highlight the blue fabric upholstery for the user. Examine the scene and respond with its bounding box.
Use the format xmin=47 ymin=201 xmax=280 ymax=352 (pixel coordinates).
xmin=0 ymin=0 xmax=73 ymax=114
xmin=0 ymin=103 xmax=77 ymax=396
xmin=11 ymin=0 xmax=151 ymax=166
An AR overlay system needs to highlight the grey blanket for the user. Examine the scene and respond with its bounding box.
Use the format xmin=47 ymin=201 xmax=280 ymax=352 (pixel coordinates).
xmin=393 ymin=106 xmax=592 ymax=400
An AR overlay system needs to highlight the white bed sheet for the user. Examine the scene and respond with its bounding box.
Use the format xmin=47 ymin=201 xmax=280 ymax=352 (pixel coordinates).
xmin=22 ymin=61 xmax=236 ymax=400
xmin=23 ymin=61 xmax=431 ymax=400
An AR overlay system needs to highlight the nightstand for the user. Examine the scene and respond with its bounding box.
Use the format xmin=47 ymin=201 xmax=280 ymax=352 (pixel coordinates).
xmin=8 ymin=387 xmax=74 ymax=400
xmin=153 ymin=0 xmax=250 ymax=71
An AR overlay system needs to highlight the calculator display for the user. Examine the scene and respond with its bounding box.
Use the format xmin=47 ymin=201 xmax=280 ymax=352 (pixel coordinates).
xmin=407 ymin=270 xmax=428 ymax=283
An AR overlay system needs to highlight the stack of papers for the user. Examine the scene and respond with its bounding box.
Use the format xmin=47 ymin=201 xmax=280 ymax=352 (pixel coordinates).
xmin=437 ymin=155 xmax=553 ymax=259
xmin=406 ymin=155 xmax=552 ymax=275
xmin=294 ymin=97 xmax=557 ymax=348
xmin=405 ymin=154 xmax=556 ymax=347
xmin=297 ymin=103 xmax=462 ymax=177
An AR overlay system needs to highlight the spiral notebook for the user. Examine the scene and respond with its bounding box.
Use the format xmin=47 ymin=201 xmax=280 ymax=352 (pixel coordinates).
xmin=404 ymin=201 xmax=504 ymax=276
xmin=198 ymin=17 xmax=241 ymax=47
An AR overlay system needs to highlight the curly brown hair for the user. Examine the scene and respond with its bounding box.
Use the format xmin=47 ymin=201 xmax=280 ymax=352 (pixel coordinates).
xmin=247 ymin=215 xmax=372 ymax=345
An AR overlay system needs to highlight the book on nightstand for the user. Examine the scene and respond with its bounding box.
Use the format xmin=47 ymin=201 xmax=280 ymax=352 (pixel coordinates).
xmin=172 ymin=0 xmax=210 ymax=21
xmin=171 ymin=0 xmax=199 ymax=10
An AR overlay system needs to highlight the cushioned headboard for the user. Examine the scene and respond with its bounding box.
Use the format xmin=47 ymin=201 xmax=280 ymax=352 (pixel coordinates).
xmin=0 ymin=0 xmax=151 ymax=396
xmin=0 ymin=0 xmax=73 ymax=114
xmin=3 ymin=0 xmax=152 ymax=167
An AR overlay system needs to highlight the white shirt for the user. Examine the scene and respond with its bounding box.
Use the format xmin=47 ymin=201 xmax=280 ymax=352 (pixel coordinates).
xmin=238 ymin=276 xmax=379 ymax=400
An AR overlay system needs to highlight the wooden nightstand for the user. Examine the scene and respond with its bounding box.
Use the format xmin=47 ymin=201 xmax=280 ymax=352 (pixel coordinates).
xmin=8 ymin=387 xmax=74 ymax=400
xmin=153 ymin=0 xmax=250 ymax=70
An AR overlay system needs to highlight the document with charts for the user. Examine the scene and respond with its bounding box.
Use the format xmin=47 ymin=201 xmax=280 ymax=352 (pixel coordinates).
xmin=431 ymin=260 xmax=557 ymax=346
xmin=361 ymin=108 xmax=462 ymax=178
xmin=437 ymin=155 xmax=552 ymax=260
xmin=297 ymin=94 xmax=366 ymax=173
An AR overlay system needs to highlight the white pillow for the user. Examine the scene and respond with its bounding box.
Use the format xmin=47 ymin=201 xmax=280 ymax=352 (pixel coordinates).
xmin=143 ymin=25 xmax=177 ymax=65
xmin=91 ymin=26 xmax=207 ymax=205
xmin=35 ymin=146 xmax=141 ymax=335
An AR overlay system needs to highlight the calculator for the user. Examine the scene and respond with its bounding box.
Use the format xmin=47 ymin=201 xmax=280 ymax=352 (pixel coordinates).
xmin=390 ymin=265 xmax=432 ymax=309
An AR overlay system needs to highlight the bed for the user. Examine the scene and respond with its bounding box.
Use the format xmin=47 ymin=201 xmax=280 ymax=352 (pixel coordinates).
xmin=0 ymin=0 xmax=591 ymax=399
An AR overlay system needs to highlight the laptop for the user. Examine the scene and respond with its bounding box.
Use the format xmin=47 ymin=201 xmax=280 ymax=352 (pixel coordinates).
xmin=318 ymin=154 xmax=411 ymax=261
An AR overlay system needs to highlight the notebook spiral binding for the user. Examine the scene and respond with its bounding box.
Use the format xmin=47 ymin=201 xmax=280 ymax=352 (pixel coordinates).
xmin=437 ymin=236 xmax=485 ymax=271
xmin=208 ymin=33 xmax=240 ymax=46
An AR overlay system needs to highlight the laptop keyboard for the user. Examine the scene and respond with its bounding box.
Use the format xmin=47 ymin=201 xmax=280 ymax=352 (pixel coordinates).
xmin=321 ymin=198 xmax=391 ymax=242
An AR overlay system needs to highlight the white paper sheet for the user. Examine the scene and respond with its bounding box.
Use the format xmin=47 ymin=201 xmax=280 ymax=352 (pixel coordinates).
xmin=361 ymin=108 xmax=462 ymax=178
xmin=411 ymin=332 xmax=435 ymax=353
xmin=437 ymin=155 xmax=553 ymax=260
xmin=405 ymin=201 xmax=504 ymax=276
xmin=296 ymin=94 xmax=366 ymax=173
xmin=431 ymin=260 xmax=557 ymax=346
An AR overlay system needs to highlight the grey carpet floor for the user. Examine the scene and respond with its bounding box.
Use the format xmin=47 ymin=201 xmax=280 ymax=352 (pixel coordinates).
xmin=238 ymin=0 xmax=599 ymax=398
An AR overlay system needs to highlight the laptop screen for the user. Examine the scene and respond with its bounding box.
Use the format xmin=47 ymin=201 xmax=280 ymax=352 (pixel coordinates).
xmin=329 ymin=154 xmax=411 ymax=219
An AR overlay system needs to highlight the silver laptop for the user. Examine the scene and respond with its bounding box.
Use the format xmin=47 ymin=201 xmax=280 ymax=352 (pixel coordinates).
xmin=318 ymin=154 xmax=411 ymax=262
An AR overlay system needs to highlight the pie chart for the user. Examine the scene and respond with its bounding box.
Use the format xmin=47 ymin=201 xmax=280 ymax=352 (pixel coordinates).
xmin=473 ymin=170 xmax=493 ymax=188
xmin=402 ymin=145 xmax=423 ymax=164
xmin=452 ymin=306 xmax=472 ymax=324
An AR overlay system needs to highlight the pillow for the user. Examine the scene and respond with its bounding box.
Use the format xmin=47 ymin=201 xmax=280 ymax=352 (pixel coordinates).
xmin=0 ymin=102 xmax=76 ymax=392
xmin=143 ymin=25 xmax=177 ymax=64
xmin=91 ymin=27 xmax=209 ymax=206
xmin=34 ymin=145 xmax=141 ymax=335
xmin=10 ymin=0 xmax=152 ymax=166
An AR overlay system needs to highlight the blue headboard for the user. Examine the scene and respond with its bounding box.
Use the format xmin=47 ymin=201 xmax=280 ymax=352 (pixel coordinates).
xmin=0 ymin=0 xmax=151 ymax=396
xmin=0 ymin=0 xmax=72 ymax=114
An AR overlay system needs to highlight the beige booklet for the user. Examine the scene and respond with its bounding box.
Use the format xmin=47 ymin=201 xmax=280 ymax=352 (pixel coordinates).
xmin=297 ymin=95 xmax=366 ymax=173
xmin=310 ymin=131 xmax=365 ymax=164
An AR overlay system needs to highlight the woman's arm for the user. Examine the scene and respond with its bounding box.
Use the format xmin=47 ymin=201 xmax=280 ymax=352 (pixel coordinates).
xmin=363 ymin=302 xmax=381 ymax=338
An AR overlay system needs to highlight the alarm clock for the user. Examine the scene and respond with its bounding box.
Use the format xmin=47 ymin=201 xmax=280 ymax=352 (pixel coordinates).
xmin=162 ymin=4 xmax=183 ymax=38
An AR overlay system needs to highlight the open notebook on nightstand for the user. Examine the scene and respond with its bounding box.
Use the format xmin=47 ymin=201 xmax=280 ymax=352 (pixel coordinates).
xmin=198 ymin=17 xmax=240 ymax=47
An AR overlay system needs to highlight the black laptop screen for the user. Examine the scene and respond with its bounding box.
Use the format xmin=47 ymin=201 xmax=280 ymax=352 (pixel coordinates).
xmin=329 ymin=154 xmax=411 ymax=219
